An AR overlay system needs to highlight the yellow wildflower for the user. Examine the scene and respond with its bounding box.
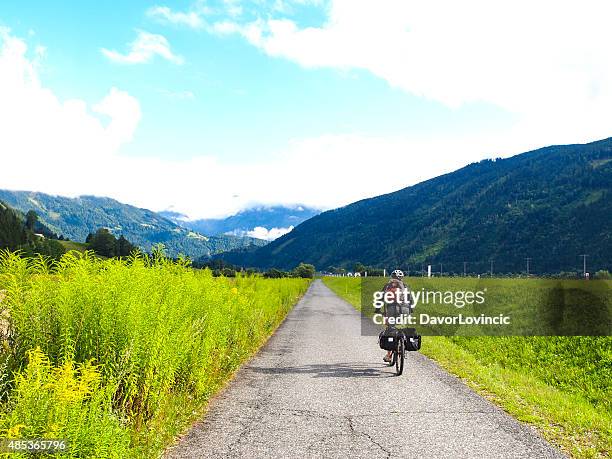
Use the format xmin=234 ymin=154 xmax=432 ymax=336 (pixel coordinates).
xmin=7 ymin=423 xmax=26 ymax=438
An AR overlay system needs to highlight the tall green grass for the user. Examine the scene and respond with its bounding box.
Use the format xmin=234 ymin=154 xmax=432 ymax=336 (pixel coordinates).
xmin=0 ymin=250 xmax=310 ymax=457
xmin=322 ymin=276 xmax=612 ymax=458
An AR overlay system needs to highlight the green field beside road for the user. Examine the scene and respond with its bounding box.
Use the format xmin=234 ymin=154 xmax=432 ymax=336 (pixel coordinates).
xmin=323 ymin=276 xmax=612 ymax=458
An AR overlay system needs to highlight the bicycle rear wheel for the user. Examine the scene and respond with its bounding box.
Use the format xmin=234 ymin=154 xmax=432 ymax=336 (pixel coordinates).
xmin=395 ymin=339 xmax=405 ymax=376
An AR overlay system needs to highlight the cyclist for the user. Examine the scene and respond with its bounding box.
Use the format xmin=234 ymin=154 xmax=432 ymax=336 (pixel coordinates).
xmin=378 ymin=270 xmax=413 ymax=363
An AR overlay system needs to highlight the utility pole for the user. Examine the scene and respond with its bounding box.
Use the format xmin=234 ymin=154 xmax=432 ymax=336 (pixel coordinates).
xmin=525 ymin=257 xmax=532 ymax=276
xmin=421 ymin=263 xmax=424 ymax=277
xmin=463 ymin=261 xmax=467 ymax=277
xmin=580 ymin=254 xmax=588 ymax=278
xmin=490 ymin=259 xmax=494 ymax=277
xmin=440 ymin=263 xmax=443 ymax=277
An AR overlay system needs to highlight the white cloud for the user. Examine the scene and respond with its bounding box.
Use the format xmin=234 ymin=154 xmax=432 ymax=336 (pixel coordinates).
xmin=225 ymin=226 xmax=296 ymax=241
xmin=246 ymin=226 xmax=294 ymax=240
xmin=199 ymin=0 xmax=612 ymax=145
xmin=0 ymin=28 xmax=141 ymax=192
xmin=147 ymin=1 xmax=612 ymax=144
xmin=101 ymin=30 xmax=184 ymax=64
xmin=93 ymin=88 xmax=142 ymax=148
xmin=147 ymin=6 xmax=205 ymax=28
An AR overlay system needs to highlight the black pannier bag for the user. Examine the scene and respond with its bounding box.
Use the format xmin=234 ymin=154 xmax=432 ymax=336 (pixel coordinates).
xmin=378 ymin=328 xmax=401 ymax=351
xmin=402 ymin=328 xmax=421 ymax=351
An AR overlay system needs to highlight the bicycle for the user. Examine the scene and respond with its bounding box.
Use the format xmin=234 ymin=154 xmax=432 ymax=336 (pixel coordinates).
xmin=380 ymin=327 xmax=421 ymax=376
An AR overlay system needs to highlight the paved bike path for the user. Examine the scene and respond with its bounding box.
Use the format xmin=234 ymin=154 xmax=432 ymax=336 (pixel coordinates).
xmin=166 ymin=280 xmax=564 ymax=458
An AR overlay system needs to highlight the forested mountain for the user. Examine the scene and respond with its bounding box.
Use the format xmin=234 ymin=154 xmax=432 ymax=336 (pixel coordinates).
xmin=221 ymin=138 xmax=612 ymax=274
xmin=160 ymin=205 xmax=320 ymax=240
xmin=0 ymin=191 xmax=265 ymax=259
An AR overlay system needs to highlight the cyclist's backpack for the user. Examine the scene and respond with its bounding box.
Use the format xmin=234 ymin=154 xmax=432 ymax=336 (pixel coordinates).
xmin=383 ymin=279 xmax=403 ymax=303
xmin=378 ymin=328 xmax=401 ymax=351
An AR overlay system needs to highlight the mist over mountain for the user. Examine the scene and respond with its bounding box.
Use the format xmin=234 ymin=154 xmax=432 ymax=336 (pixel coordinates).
xmin=0 ymin=190 xmax=265 ymax=259
xmin=160 ymin=205 xmax=321 ymax=241
xmin=220 ymin=138 xmax=612 ymax=274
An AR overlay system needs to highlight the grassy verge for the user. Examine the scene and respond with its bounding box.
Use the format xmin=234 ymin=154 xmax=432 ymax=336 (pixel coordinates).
xmin=322 ymin=276 xmax=611 ymax=458
xmin=58 ymin=240 xmax=89 ymax=252
xmin=0 ymin=250 xmax=310 ymax=457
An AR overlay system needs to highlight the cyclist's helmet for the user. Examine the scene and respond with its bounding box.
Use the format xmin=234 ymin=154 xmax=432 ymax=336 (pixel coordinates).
xmin=391 ymin=269 xmax=404 ymax=279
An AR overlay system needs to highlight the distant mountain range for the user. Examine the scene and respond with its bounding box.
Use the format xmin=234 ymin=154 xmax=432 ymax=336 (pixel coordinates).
xmin=221 ymin=138 xmax=612 ymax=274
xmin=160 ymin=205 xmax=320 ymax=241
xmin=0 ymin=190 xmax=266 ymax=259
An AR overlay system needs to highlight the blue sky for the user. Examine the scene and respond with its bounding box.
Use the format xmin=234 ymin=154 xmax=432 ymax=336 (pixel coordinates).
xmin=1 ymin=1 xmax=611 ymax=217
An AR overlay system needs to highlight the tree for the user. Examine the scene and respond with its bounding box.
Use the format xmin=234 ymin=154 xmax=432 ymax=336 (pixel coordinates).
xmin=25 ymin=210 xmax=38 ymax=231
xmin=292 ymin=263 xmax=315 ymax=279
xmin=0 ymin=202 xmax=28 ymax=250
xmin=354 ymin=262 xmax=366 ymax=274
xmin=116 ymin=235 xmax=135 ymax=257
xmin=0 ymin=202 xmax=65 ymax=259
xmin=264 ymin=268 xmax=287 ymax=278
xmin=89 ymin=229 xmax=118 ymax=257
xmin=221 ymin=268 xmax=236 ymax=277
xmin=87 ymin=230 xmax=137 ymax=258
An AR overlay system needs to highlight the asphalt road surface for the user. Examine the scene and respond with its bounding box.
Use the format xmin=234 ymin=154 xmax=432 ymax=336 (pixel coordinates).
xmin=166 ymin=280 xmax=565 ymax=459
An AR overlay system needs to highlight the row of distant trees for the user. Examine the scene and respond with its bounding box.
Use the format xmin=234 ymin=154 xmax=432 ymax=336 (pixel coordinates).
xmin=263 ymin=263 xmax=316 ymax=279
xmin=325 ymin=263 xmax=384 ymax=277
xmin=196 ymin=259 xmax=316 ymax=279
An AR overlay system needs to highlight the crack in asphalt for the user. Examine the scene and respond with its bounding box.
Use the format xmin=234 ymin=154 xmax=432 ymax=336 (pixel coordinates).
xmin=269 ymin=407 xmax=334 ymax=420
xmin=347 ymin=415 xmax=392 ymax=458
xmin=303 ymin=417 xmax=392 ymax=458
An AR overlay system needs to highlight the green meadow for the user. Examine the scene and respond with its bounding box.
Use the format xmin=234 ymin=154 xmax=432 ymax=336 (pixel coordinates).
xmin=323 ymin=276 xmax=612 ymax=458
xmin=0 ymin=250 xmax=310 ymax=458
